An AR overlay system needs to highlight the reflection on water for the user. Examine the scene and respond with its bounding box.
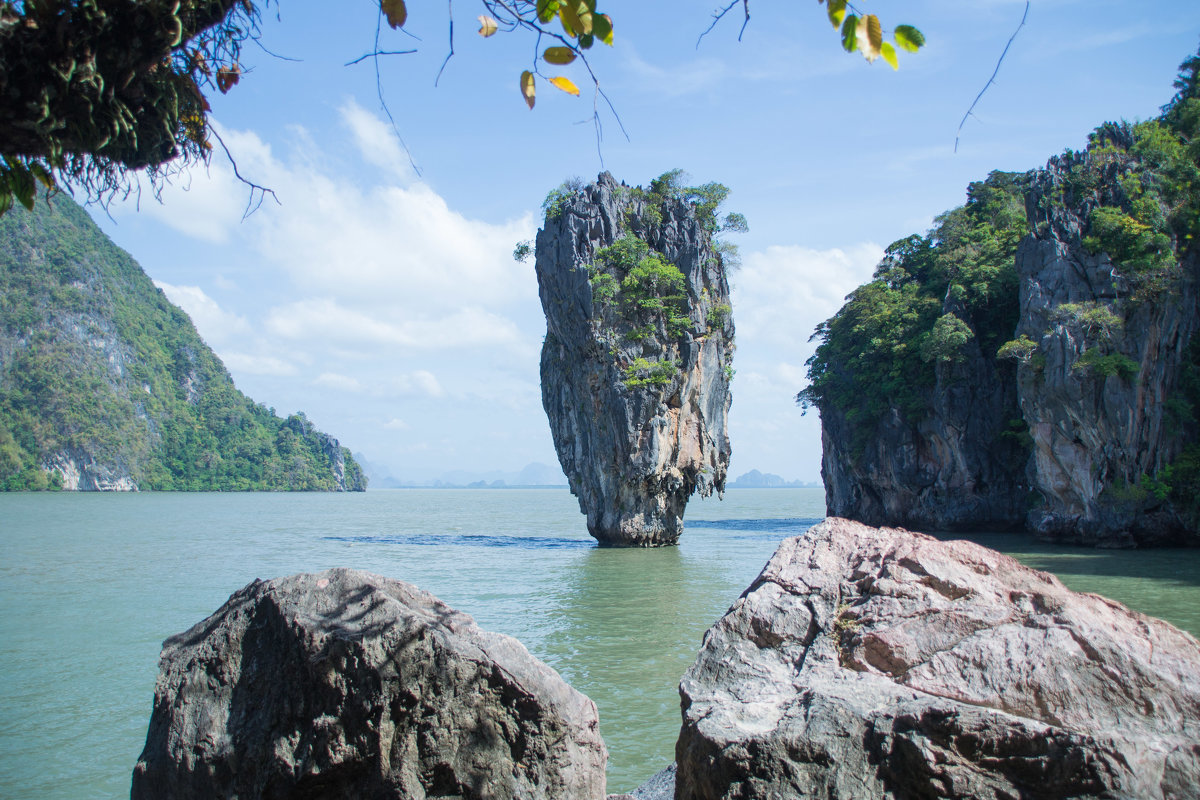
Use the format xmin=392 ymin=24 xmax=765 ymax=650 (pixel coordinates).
xmin=1 ymin=488 xmax=1197 ymax=798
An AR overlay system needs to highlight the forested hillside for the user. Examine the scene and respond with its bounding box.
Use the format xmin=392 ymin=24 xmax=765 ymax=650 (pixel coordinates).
xmin=801 ymin=50 xmax=1200 ymax=546
xmin=0 ymin=194 xmax=365 ymax=492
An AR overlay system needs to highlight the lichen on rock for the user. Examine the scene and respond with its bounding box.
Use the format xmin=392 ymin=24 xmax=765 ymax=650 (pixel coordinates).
xmin=535 ymin=171 xmax=737 ymax=546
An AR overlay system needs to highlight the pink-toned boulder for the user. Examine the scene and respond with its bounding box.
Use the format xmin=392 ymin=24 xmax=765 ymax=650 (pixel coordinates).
xmin=677 ymin=518 xmax=1200 ymax=799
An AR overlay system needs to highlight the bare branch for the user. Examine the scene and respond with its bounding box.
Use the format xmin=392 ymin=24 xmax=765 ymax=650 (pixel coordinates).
xmin=345 ymin=49 xmax=416 ymax=67
xmin=697 ymin=0 xmax=750 ymax=48
xmin=209 ymin=126 xmax=279 ymax=219
xmin=955 ymin=1 xmax=1029 ymax=153
xmin=435 ymin=0 xmax=455 ymax=86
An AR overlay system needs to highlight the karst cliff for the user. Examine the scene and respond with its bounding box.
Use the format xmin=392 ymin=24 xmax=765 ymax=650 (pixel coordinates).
xmin=0 ymin=193 xmax=365 ymax=492
xmin=802 ymin=53 xmax=1200 ymax=546
xmin=535 ymin=171 xmax=737 ymax=546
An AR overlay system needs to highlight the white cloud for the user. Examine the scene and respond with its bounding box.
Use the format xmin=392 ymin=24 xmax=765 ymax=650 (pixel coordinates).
xmin=383 ymin=418 xmax=410 ymax=430
xmin=340 ymin=98 xmax=416 ymax=182
xmin=732 ymin=243 xmax=882 ymax=350
xmin=315 ymin=372 xmax=366 ymax=393
xmin=221 ymin=353 xmax=298 ymax=376
xmin=154 ymin=280 xmax=251 ymax=345
xmin=264 ymin=298 xmax=525 ymax=351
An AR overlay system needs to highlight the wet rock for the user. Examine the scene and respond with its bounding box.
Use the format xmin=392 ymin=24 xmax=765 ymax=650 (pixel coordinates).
xmin=132 ymin=568 xmax=607 ymax=800
xmin=676 ymin=517 xmax=1200 ymax=799
xmin=536 ymin=172 xmax=735 ymax=546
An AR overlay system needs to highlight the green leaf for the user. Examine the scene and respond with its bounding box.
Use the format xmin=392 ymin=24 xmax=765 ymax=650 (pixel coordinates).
xmin=881 ymin=41 xmax=898 ymax=70
xmin=380 ymin=0 xmax=407 ymax=29
xmin=894 ymin=25 xmax=925 ymax=53
xmin=29 ymin=161 xmax=55 ymax=190
xmin=593 ymin=13 xmax=614 ymax=45
xmin=840 ymin=14 xmax=858 ymax=53
xmin=11 ymin=163 xmax=35 ymax=211
xmin=543 ymin=46 xmax=577 ymax=65
xmin=520 ymin=70 xmax=536 ymax=109
xmin=558 ymin=3 xmax=582 ymax=37
xmin=578 ymin=32 xmax=594 ymax=49
xmin=537 ymin=0 xmax=558 ymax=23
xmin=826 ymin=0 xmax=847 ymax=28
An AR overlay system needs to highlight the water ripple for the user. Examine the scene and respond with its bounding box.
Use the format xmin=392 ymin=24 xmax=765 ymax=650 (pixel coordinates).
xmin=323 ymin=532 xmax=592 ymax=549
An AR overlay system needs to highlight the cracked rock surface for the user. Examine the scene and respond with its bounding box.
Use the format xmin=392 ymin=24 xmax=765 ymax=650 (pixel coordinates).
xmin=132 ymin=568 xmax=607 ymax=800
xmin=676 ymin=518 xmax=1200 ymax=799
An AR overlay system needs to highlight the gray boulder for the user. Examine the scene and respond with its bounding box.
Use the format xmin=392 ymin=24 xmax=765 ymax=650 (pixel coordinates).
xmin=132 ymin=568 xmax=607 ymax=799
xmin=676 ymin=517 xmax=1200 ymax=799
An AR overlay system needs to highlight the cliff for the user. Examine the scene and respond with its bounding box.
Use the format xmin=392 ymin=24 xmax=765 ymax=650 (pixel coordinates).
xmin=0 ymin=193 xmax=366 ymax=491
xmin=535 ymin=171 xmax=736 ymax=545
xmin=803 ymin=173 xmax=1032 ymax=533
xmin=804 ymin=54 xmax=1200 ymax=546
xmin=1014 ymin=123 xmax=1200 ymax=545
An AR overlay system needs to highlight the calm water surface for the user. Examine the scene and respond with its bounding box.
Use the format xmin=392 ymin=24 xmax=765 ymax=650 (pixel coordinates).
xmin=1 ymin=488 xmax=1198 ymax=798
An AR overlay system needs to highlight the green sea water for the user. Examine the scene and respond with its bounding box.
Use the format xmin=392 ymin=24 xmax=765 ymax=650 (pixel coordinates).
xmin=1 ymin=488 xmax=1197 ymax=797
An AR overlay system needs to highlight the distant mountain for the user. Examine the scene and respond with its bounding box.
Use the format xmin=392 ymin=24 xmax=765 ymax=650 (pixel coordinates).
xmin=728 ymin=470 xmax=817 ymax=489
xmin=0 ymin=194 xmax=365 ymax=492
xmin=353 ymin=458 xmax=568 ymax=488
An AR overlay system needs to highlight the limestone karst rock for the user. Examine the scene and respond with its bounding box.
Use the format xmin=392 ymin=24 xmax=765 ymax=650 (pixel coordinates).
xmin=807 ymin=106 xmax=1200 ymax=547
xmin=535 ymin=172 xmax=735 ymax=546
xmin=1013 ymin=129 xmax=1200 ymax=546
xmin=131 ymin=568 xmax=607 ymax=800
xmin=675 ymin=518 xmax=1200 ymax=799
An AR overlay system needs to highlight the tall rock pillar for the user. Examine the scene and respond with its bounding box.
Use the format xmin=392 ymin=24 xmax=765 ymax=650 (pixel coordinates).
xmin=535 ymin=172 xmax=735 ymax=546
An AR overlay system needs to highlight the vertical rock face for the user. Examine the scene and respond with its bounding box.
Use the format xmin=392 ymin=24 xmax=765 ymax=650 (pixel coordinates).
xmin=676 ymin=518 xmax=1200 ymax=800
xmin=809 ymin=106 xmax=1200 ymax=546
xmin=535 ymin=172 xmax=735 ymax=546
xmin=132 ymin=569 xmax=607 ymax=800
xmin=1015 ymin=139 xmax=1200 ymax=546
xmin=808 ymin=173 xmax=1033 ymax=534
xmin=820 ymin=321 xmax=1029 ymax=532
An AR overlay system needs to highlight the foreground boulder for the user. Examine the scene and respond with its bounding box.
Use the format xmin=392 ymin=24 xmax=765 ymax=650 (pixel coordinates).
xmin=132 ymin=568 xmax=607 ymax=799
xmin=676 ymin=518 xmax=1200 ymax=799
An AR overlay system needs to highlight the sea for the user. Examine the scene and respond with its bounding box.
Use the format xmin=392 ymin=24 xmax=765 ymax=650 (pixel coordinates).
xmin=2 ymin=488 xmax=1199 ymax=797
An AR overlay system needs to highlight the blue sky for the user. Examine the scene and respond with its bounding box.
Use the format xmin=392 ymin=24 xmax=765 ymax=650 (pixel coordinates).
xmin=89 ymin=0 xmax=1200 ymax=484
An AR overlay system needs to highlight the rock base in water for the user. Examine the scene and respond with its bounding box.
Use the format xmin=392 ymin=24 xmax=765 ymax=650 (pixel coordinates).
xmin=132 ymin=568 xmax=607 ymax=800
xmin=676 ymin=518 xmax=1200 ymax=799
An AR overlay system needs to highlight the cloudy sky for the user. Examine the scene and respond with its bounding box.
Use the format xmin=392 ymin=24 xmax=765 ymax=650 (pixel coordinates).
xmin=89 ymin=0 xmax=1200 ymax=484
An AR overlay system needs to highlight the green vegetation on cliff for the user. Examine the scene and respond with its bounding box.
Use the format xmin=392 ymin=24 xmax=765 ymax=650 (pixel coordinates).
xmin=0 ymin=194 xmax=365 ymax=491
xmin=799 ymin=170 xmax=1029 ymax=454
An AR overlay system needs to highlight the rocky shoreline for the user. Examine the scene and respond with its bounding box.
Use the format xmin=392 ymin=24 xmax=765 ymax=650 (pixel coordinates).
xmin=132 ymin=518 xmax=1200 ymax=799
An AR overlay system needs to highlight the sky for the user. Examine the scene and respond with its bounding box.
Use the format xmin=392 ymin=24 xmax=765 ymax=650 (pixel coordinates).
xmin=86 ymin=0 xmax=1200 ymax=485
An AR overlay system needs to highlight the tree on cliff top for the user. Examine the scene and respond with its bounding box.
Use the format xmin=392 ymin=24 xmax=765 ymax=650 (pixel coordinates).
xmin=0 ymin=0 xmax=924 ymax=215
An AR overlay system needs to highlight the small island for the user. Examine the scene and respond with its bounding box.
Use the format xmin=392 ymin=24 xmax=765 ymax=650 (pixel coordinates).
xmin=535 ymin=171 xmax=739 ymax=546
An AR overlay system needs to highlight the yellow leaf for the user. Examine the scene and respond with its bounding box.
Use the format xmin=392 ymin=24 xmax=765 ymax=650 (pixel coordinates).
xmin=543 ymin=46 xmax=577 ymax=65
xmin=548 ymin=76 xmax=580 ymax=96
xmin=858 ymin=14 xmax=883 ymax=62
xmin=520 ymin=70 xmax=536 ymax=109
xmin=477 ymin=15 xmax=498 ymax=37
xmin=880 ymin=41 xmax=898 ymax=70
xmin=381 ymin=0 xmax=407 ymax=29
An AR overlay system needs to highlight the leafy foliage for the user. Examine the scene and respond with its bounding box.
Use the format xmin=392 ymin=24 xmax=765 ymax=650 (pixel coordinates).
xmin=0 ymin=2 xmax=926 ymax=213
xmin=0 ymin=193 xmax=365 ymax=492
xmin=800 ymin=171 xmax=1029 ymax=452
